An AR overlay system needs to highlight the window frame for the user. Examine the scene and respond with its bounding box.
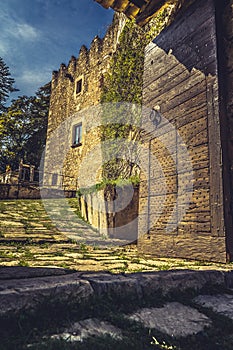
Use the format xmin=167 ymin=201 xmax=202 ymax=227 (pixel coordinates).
xmin=72 ymin=122 xmax=82 ymax=148
xmin=51 ymin=173 xmax=58 ymax=186
xmin=74 ymin=75 xmax=84 ymax=97
xmin=76 ymin=79 xmax=82 ymax=94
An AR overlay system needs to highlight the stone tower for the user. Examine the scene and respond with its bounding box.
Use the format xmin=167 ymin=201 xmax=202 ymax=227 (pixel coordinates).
xmin=43 ymin=13 xmax=126 ymax=190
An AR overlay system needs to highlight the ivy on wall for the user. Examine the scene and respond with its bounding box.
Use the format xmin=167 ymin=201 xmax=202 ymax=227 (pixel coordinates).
xmin=77 ymin=6 xmax=174 ymax=194
xmin=101 ymin=5 xmax=172 ymax=104
xmin=101 ymin=20 xmax=145 ymax=105
xmin=100 ymin=6 xmax=172 ymax=182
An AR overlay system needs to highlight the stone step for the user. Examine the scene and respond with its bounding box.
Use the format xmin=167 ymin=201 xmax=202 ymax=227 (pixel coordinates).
xmin=0 ymin=268 xmax=231 ymax=317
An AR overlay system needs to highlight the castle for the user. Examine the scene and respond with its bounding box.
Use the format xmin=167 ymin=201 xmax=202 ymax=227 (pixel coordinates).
xmin=42 ymin=13 xmax=140 ymax=241
xmin=43 ymin=13 xmax=126 ymax=191
xmin=44 ymin=0 xmax=233 ymax=263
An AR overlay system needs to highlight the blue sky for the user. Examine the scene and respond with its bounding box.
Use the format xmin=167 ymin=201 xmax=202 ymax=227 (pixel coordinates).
xmin=0 ymin=0 xmax=114 ymax=99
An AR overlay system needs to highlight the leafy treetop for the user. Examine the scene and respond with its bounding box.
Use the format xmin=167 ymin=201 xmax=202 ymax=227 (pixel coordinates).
xmin=0 ymin=82 xmax=51 ymax=172
xmin=0 ymin=57 xmax=18 ymax=113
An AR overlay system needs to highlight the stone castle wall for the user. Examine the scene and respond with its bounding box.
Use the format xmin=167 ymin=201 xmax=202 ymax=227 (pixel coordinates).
xmin=43 ymin=13 xmax=141 ymax=243
xmin=43 ymin=13 xmax=126 ymax=190
xmin=137 ymin=0 xmax=233 ymax=263
xmin=43 ymin=0 xmax=233 ymax=260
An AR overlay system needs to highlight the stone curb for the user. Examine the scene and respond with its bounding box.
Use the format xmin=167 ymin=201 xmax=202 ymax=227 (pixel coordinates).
xmin=0 ymin=268 xmax=231 ymax=316
xmin=0 ymin=266 xmax=73 ymax=280
xmin=0 ymin=272 xmax=93 ymax=315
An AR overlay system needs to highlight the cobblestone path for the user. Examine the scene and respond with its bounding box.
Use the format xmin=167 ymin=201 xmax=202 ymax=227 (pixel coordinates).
xmin=0 ymin=199 xmax=232 ymax=272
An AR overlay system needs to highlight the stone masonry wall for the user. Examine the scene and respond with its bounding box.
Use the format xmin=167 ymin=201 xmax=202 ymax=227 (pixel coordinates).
xmin=79 ymin=184 xmax=139 ymax=242
xmin=42 ymin=13 xmax=143 ymax=241
xmin=0 ymin=184 xmax=41 ymax=200
xmin=138 ymin=0 xmax=228 ymax=262
xmin=43 ymin=13 xmax=126 ymax=190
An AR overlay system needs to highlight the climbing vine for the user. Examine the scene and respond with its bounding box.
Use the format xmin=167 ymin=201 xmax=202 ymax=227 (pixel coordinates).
xmin=101 ymin=5 xmax=172 ymax=105
xmin=100 ymin=6 xmax=172 ymax=182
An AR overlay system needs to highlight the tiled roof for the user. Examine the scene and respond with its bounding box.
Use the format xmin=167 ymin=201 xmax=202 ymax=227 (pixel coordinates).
xmin=94 ymin=0 xmax=167 ymax=26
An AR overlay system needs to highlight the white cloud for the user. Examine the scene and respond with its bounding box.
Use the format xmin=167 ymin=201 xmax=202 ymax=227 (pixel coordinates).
xmin=16 ymin=67 xmax=52 ymax=94
xmin=9 ymin=23 xmax=39 ymax=40
xmin=0 ymin=8 xmax=40 ymax=48
xmin=19 ymin=69 xmax=49 ymax=85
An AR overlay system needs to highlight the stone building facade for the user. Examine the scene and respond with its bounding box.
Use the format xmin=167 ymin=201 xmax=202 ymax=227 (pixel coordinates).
xmin=42 ymin=13 xmax=141 ymax=238
xmin=138 ymin=0 xmax=233 ymax=262
xmin=43 ymin=13 xmax=126 ymax=191
xmin=43 ymin=0 xmax=233 ymax=262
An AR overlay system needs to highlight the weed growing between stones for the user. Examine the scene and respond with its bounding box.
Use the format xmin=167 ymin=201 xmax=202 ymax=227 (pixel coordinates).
xmin=151 ymin=336 xmax=178 ymax=349
xmin=18 ymin=259 xmax=29 ymax=267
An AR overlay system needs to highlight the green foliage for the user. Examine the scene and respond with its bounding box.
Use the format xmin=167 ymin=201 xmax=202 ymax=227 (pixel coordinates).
xmin=0 ymin=82 xmax=50 ymax=171
xmin=77 ymin=174 xmax=140 ymax=196
xmin=100 ymin=10 xmax=170 ymax=181
xmin=101 ymin=20 xmax=145 ymax=105
xmin=100 ymin=103 xmax=142 ymax=180
xmin=100 ymin=20 xmax=145 ymax=180
xmin=101 ymin=7 xmax=171 ymax=105
xmin=0 ymin=57 xmax=18 ymax=112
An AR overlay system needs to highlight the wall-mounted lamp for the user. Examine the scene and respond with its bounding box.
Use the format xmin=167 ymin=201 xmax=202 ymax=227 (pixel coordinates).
xmin=149 ymin=106 xmax=162 ymax=128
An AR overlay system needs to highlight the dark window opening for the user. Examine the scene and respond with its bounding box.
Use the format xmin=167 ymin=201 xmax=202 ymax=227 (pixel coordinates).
xmin=76 ymin=79 xmax=82 ymax=94
xmin=72 ymin=123 xmax=82 ymax=147
xmin=52 ymin=173 xmax=58 ymax=186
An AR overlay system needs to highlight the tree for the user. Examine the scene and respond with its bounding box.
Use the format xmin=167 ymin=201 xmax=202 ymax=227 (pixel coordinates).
xmin=0 ymin=57 xmax=18 ymax=112
xmin=0 ymin=82 xmax=51 ymax=172
xmin=23 ymin=82 xmax=51 ymax=167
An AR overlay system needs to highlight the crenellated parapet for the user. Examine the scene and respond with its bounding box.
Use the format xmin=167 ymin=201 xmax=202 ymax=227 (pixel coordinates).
xmin=45 ymin=12 xmax=127 ymax=190
xmin=48 ymin=13 xmax=126 ymax=125
xmin=67 ymin=56 xmax=76 ymax=75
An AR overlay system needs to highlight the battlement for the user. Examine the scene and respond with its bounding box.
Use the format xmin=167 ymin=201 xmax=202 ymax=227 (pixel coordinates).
xmin=51 ymin=13 xmax=126 ymax=93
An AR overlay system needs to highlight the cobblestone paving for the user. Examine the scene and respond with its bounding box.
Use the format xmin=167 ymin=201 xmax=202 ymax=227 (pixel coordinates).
xmin=0 ymin=199 xmax=233 ymax=273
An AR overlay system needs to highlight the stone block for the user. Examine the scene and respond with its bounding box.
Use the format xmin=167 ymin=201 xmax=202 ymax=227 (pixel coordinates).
xmin=126 ymin=270 xmax=225 ymax=297
xmin=0 ymin=272 xmax=93 ymax=315
xmin=127 ymin=303 xmax=211 ymax=337
xmin=194 ymin=293 xmax=233 ymax=321
xmin=81 ymin=272 xmax=142 ymax=298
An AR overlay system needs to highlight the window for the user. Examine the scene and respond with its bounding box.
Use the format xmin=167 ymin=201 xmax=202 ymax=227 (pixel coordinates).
xmin=52 ymin=173 xmax=58 ymax=186
xmin=76 ymin=78 xmax=82 ymax=95
xmin=74 ymin=76 xmax=84 ymax=99
xmin=72 ymin=123 xmax=82 ymax=147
